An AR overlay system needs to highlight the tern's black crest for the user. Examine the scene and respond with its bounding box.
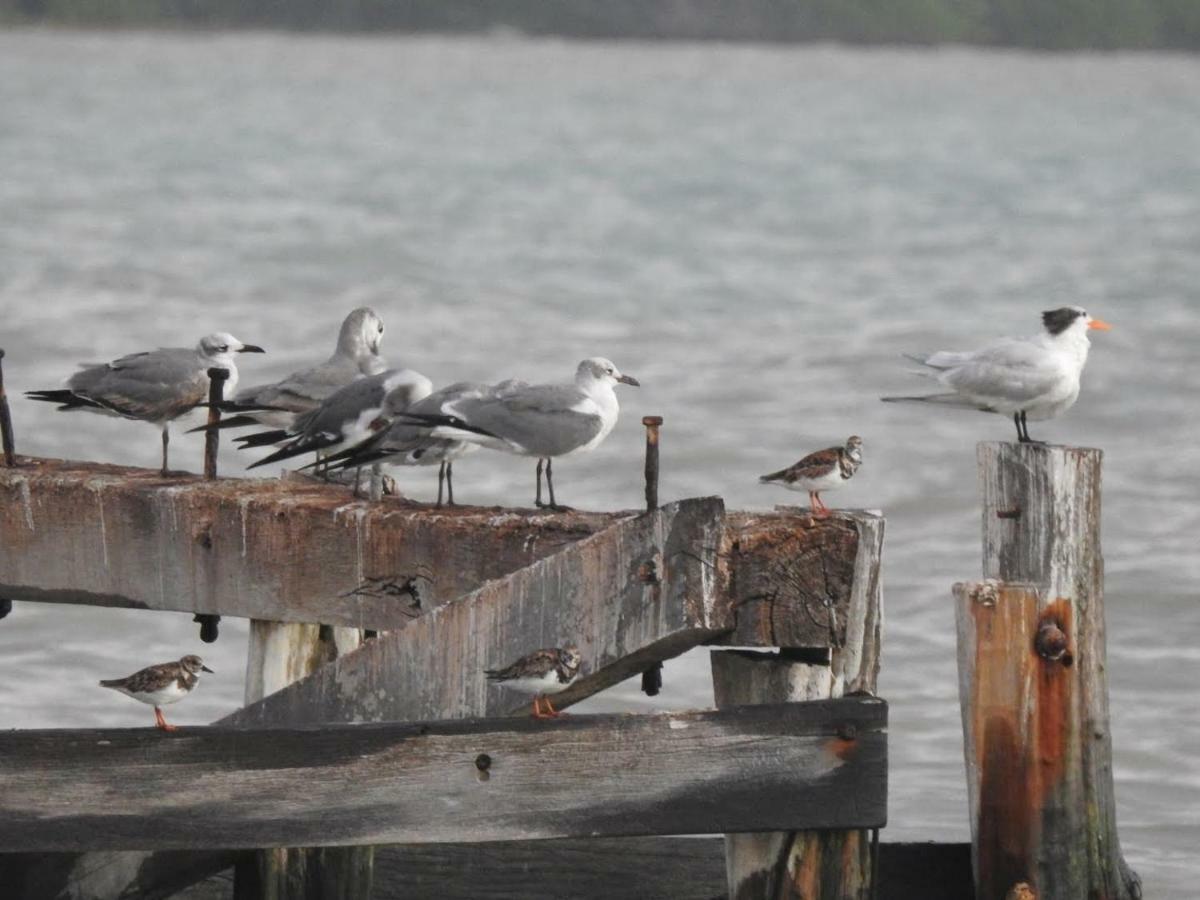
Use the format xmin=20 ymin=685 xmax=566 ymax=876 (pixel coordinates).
xmin=1042 ymin=307 xmax=1085 ymax=336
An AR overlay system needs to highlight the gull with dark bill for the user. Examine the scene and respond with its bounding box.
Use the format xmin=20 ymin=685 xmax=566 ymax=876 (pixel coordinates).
xmin=196 ymin=307 xmax=387 ymax=436
xmin=759 ymin=436 xmax=863 ymax=517
xmin=399 ymin=358 xmax=639 ymax=510
xmin=26 ymin=333 xmax=264 ymax=475
xmin=881 ymin=306 xmax=1112 ymax=443
xmin=485 ymin=645 xmax=582 ymax=719
xmin=99 ymin=654 xmax=213 ymax=731
xmin=244 ymin=367 xmax=433 ymax=477
xmin=315 ymin=380 xmax=502 ymax=507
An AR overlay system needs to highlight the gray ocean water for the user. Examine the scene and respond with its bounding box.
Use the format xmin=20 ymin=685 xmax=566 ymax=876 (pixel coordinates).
xmin=1 ymin=29 xmax=1198 ymax=895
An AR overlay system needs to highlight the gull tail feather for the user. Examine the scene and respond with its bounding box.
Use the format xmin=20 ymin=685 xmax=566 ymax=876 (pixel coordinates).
xmin=235 ymin=429 xmax=292 ymax=449
xmin=186 ymin=414 xmax=268 ymax=435
xmin=399 ymin=413 xmax=500 ymax=440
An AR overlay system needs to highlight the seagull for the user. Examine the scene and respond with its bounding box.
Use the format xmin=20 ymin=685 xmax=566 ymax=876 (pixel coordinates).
xmin=399 ymin=358 xmax=639 ymax=510
xmin=198 ymin=307 xmax=387 ymax=435
xmin=243 ymin=367 xmax=433 ymax=475
xmin=759 ymin=436 xmax=863 ymax=517
xmin=26 ymin=333 xmax=264 ymax=475
xmin=485 ymin=646 xmax=582 ymax=719
xmin=314 ymin=381 xmax=499 ymax=507
xmin=99 ymin=654 xmax=213 ymax=731
xmin=881 ymin=306 xmax=1112 ymax=443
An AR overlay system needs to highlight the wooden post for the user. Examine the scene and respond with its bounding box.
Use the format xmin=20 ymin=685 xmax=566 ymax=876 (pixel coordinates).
xmin=234 ymin=621 xmax=371 ymax=900
xmin=711 ymin=510 xmax=884 ymax=899
xmin=955 ymin=443 xmax=1140 ymax=900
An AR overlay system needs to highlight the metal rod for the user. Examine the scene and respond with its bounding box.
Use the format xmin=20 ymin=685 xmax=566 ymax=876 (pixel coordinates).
xmin=204 ymin=367 xmax=230 ymax=480
xmin=642 ymin=415 xmax=662 ymax=512
xmin=0 ymin=348 xmax=17 ymax=467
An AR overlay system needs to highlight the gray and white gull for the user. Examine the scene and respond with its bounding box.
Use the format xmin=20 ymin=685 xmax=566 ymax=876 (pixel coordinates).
xmin=26 ymin=332 xmax=264 ymax=475
xmin=243 ymin=367 xmax=433 ymax=478
xmin=199 ymin=307 xmax=386 ymax=439
xmin=398 ymin=357 xmax=639 ymax=510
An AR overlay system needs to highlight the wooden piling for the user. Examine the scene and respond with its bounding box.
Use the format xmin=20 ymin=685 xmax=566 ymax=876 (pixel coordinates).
xmin=711 ymin=509 xmax=884 ymax=899
xmin=234 ymin=620 xmax=370 ymax=899
xmin=955 ymin=443 xmax=1140 ymax=900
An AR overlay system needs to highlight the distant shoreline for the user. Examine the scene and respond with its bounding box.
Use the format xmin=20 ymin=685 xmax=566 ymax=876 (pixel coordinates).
xmin=3 ymin=0 xmax=1199 ymax=52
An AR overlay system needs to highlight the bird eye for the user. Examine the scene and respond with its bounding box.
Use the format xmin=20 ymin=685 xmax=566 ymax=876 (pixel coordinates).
xmin=378 ymin=324 xmax=384 ymax=333
xmin=606 ymin=367 xmax=615 ymax=375
xmin=219 ymin=345 xmax=229 ymax=352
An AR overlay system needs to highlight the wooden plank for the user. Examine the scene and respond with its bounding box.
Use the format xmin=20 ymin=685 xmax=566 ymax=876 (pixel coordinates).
xmin=1 ymin=841 xmax=974 ymax=900
xmin=0 ymin=457 xmax=620 ymax=628
xmin=711 ymin=510 xmax=884 ymax=900
xmin=714 ymin=509 xmax=882 ymax=649
xmin=226 ymin=497 xmax=730 ymax=726
xmin=957 ymin=443 xmax=1140 ymax=900
xmin=0 ymin=698 xmax=887 ymax=853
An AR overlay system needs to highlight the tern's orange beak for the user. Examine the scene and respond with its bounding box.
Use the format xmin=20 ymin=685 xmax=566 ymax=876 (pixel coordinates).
xmin=1089 ymin=318 xmax=1112 ymax=331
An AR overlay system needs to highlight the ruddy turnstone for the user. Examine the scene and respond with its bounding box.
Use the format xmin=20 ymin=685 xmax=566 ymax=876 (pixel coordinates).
xmin=485 ymin=646 xmax=583 ymax=719
xmin=759 ymin=436 xmax=863 ymax=517
xmin=27 ymin=333 xmax=264 ymax=475
xmin=881 ymin=306 xmax=1111 ymax=443
xmin=99 ymin=654 xmax=213 ymax=731
xmin=396 ymin=358 xmax=639 ymax=510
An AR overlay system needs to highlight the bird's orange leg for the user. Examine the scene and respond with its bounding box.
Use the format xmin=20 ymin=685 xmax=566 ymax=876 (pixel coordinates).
xmin=154 ymin=707 xmax=177 ymax=732
xmin=813 ymin=493 xmax=831 ymax=517
xmin=531 ymin=696 xmax=551 ymax=719
xmin=542 ymin=697 xmax=563 ymax=718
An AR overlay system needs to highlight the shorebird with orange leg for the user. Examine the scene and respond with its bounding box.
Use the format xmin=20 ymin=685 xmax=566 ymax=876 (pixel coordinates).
xmin=485 ymin=646 xmax=582 ymax=719
xmin=99 ymin=654 xmax=213 ymax=731
xmin=759 ymin=435 xmax=863 ymax=518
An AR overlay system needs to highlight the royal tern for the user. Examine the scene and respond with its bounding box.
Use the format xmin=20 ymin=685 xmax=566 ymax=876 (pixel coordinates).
xmin=881 ymin=306 xmax=1111 ymax=443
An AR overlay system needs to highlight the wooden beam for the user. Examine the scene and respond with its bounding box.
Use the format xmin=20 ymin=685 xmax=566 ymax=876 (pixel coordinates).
xmin=0 ymin=699 xmax=886 ymax=853
xmin=957 ymin=443 xmax=1140 ymax=900
xmin=226 ymin=497 xmax=730 ymax=726
xmin=0 ymin=457 xmax=621 ymax=628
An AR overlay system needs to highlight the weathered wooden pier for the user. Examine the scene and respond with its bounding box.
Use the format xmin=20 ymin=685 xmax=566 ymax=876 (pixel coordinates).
xmin=0 ymin=372 xmax=1139 ymax=900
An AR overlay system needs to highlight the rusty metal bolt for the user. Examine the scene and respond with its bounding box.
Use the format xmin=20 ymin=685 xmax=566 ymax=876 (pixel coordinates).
xmin=194 ymin=613 xmax=220 ymax=643
xmin=1005 ymin=883 xmax=1036 ymax=900
xmin=837 ymin=723 xmax=858 ymax=741
xmin=0 ymin=347 xmax=17 ymax=467
xmin=1035 ymin=620 xmax=1069 ymax=662
xmin=475 ymin=753 xmax=492 ymax=772
xmin=642 ymin=416 xmax=663 ymax=512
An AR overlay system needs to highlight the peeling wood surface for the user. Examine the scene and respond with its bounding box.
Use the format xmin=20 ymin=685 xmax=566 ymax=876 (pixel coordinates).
xmin=0 ymin=699 xmax=887 ymax=853
xmin=0 ymin=457 xmax=619 ymax=628
xmin=715 ymin=509 xmax=882 ymax=651
xmin=226 ymin=498 xmax=730 ymax=726
xmin=957 ymin=443 xmax=1139 ymax=900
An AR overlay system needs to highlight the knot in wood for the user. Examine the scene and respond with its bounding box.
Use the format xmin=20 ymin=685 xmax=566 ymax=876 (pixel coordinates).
xmin=474 ymin=753 xmax=492 ymax=772
xmin=637 ymin=560 xmax=660 ymax=584
xmin=1035 ymin=620 xmax=1070 ymax=663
